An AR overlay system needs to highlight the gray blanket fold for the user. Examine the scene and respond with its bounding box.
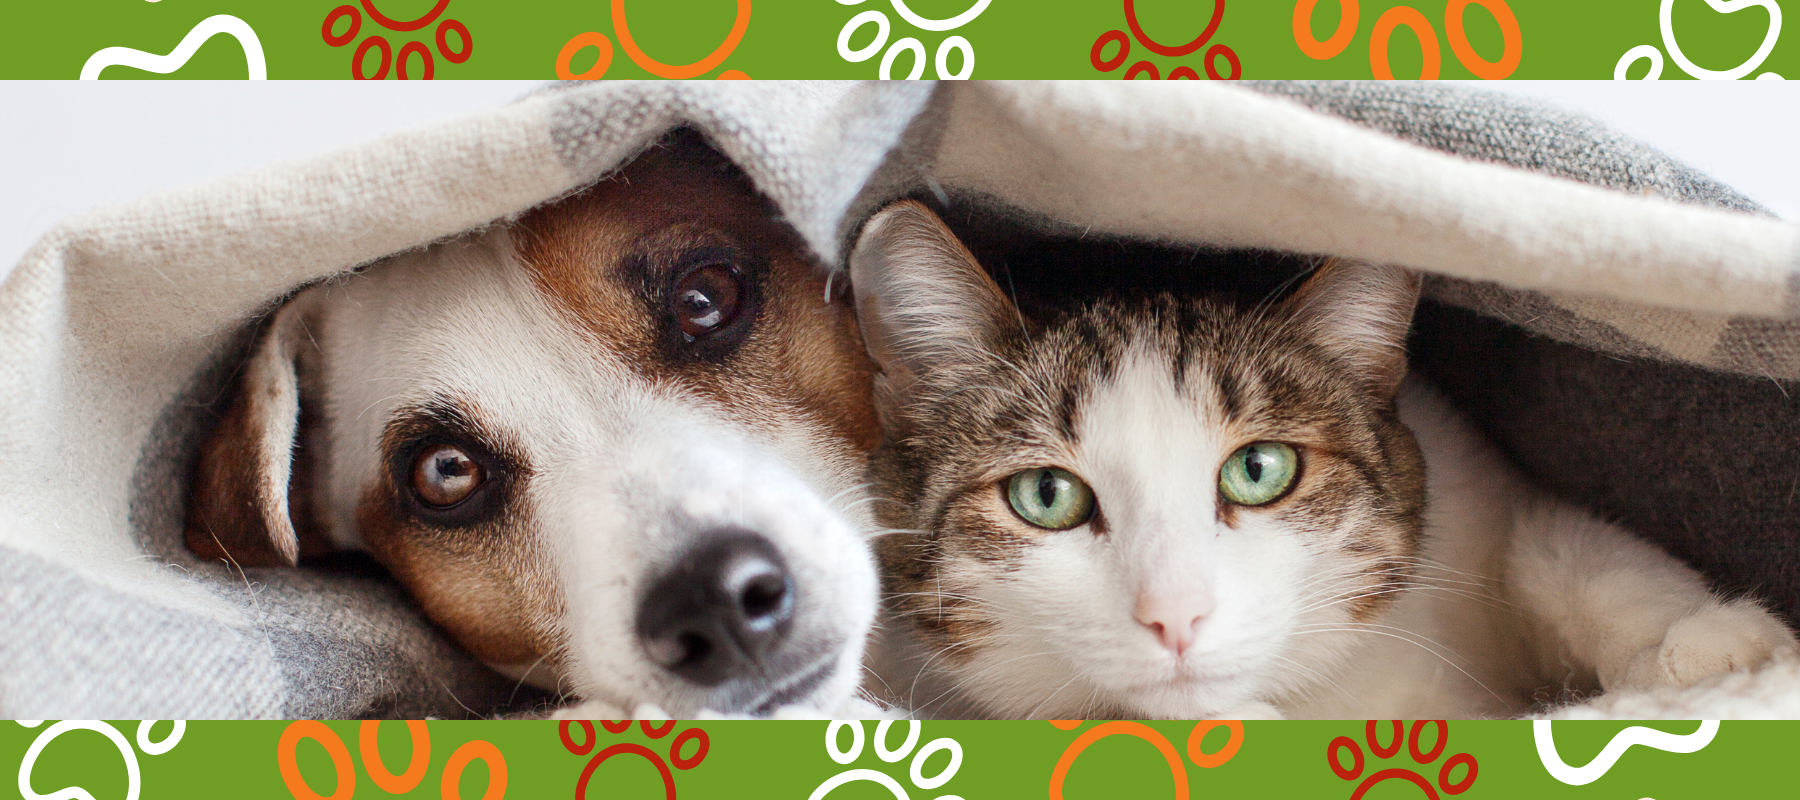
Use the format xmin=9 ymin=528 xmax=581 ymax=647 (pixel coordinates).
xmin=3 ymin=81 xmax=1795 ymax=719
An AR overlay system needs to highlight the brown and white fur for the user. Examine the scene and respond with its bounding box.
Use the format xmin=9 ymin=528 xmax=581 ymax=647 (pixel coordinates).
xmin=185 ymin=132 xmax=884 ymax=717
xmin=851 ymin=200 xmax=1798 ymax=719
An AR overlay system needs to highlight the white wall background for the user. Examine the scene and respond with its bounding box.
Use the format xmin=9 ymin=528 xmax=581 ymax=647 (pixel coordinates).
xmin=1 ymin=81 xmax=1795 ymax=277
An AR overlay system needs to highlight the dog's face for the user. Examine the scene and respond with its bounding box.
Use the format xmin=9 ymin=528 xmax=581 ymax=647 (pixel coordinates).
xmin=186 ymin=137 xmax=884 ymax=715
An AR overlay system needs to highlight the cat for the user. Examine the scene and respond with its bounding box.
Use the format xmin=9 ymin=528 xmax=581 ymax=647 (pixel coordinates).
xmin=847 ymin=199 xmax=1798 ymax=719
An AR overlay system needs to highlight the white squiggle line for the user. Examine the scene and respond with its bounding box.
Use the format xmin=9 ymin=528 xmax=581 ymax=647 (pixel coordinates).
xmin=80 ymin=15 xmax=266 ymax=80
xmin=18 ymin=721 xmax=141 ymax=800
xmin=1533 ymin=719 xmax=1719 ymax=786
xmin=888 ymin=0 xmax=991 ymax=31
xmin=1660 ymin=0 xmax=1780 ymax=80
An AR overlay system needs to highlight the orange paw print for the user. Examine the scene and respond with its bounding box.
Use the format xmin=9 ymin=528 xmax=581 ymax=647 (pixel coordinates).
xmin=555 ymin=0 xmax=751 ymax=81
xmin=560 ymin=719 xmax=710 ymax=800
xmin=1049 ymin=719 xmax=1243 ymax=800
xmin=1327 ymin=721 xmax=1477 ymax=799
xmin=276 ymin=721 xmax=505 ymax=800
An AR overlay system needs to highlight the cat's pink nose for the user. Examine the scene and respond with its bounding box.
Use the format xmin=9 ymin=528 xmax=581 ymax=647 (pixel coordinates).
xmin=1135 ymin=591 xmax=1214 ymax=656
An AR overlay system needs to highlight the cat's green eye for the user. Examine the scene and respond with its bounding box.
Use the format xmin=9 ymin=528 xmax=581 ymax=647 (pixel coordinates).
xmin=1006 ymin=468 xmax=1096 ymax=530
xmin=1219 ymin=442 xmax=1299 ymax=506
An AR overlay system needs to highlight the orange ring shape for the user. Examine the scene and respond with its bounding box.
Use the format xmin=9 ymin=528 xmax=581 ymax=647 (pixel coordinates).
xmin=361 ymin=720 xmax=431 ymax=794
xmin=1124 ymin=0 xmax=1222 ymax=57
xmin=1445 ymin=0 xmax=1521 ymax=79
xmin=557 ymin=32 xmax=614 ymax=80
xmin=361 ymin=0 xmax=449 ymax=32
xmin=1293 ymin=0 xmax=1358 ymax=60
xmin=1051 ymin=721 xmax=1188 ymax=800
xmin=612 ymin=0 xmax=750 ymax=79
xmin=277 ymin=721 xmax=355 ymax=800
xmin=1186 ymin=720 xmax=1243 ymax=767
xmin=1369 ymin=6 xmax=1439 ymax=80
xmin=442 ymin=740 xmax=508 ymax=800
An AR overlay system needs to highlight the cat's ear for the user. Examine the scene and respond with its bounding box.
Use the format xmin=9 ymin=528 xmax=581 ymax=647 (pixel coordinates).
xmin=1280 ymin=258 xmax=1421 ymax=398
xmin=848 ymin=200 xmax=1019 ymax=390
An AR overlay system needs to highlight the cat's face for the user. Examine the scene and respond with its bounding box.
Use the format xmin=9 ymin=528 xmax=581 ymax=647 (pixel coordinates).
xmin=852 ymin=201 xmax=1425 ymax=718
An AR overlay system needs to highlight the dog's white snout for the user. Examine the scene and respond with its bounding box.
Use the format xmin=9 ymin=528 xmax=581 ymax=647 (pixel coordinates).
xmin=557 ymin=420 xmax=878 ymax=715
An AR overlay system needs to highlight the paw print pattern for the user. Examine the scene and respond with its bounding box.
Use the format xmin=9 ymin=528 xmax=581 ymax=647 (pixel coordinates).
xmin=555 ymin=0 xmax=751 ymax=81
xmin=17 ymin=720 xmax=184 ymax=800
xmin=1089 ymin=0 xmax=1240 ymax=80
xmin=833 ymin=0 xmax=984 ymax=80
xmin=561 ymin=719 xmax=710 ymax=800
xmin=810 ymin=720 xmax=964 ymax=800
xmin=322 ymin=0 xmax=472 ymax=80
xmin=1327 ymin=721 xmax=1477 ymax=799
xmin=1049 ymin=720 xmax=1242 ymax=800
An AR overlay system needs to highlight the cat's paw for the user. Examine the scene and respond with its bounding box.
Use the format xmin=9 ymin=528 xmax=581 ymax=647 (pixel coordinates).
xmin=1614 ymin=599 xmax=1799 ymax=692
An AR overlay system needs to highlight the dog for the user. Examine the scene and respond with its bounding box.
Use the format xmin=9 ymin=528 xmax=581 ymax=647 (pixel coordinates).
xmin=184 ymin=131 xmax=884 ymax=717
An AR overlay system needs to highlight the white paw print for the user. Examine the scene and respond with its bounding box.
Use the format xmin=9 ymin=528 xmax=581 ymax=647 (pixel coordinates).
xmin=16 ymin=720 xmax=185 ymax=800
xmin=809 ymin=720 xmax=964 ymax=800
xmin=833 ymin=0 xmax=985 ymax=79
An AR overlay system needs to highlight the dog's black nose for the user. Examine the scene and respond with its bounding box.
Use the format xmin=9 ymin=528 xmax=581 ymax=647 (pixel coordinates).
xmin=637 ymin=531 xmax=796 ymax=686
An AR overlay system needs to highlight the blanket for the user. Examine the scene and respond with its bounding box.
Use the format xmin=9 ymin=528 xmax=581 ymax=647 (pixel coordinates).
xmin=2 ymin=81 xmax=1795 ymax=719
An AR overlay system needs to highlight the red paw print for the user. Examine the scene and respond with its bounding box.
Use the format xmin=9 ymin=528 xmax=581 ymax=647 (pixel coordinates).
xmin=1088 ymin=0 xmax=1241 ymax=80
xmin=1327 ymin=721 xmax=1477 ymax=799
xmin=560 ymin=719 xmax=710 ymax=800
xmin=321 ymin=0 xmax=472 ymax=79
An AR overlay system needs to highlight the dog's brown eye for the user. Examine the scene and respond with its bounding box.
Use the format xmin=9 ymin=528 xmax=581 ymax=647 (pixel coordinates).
xmin=674 ymin=263 xmax=742 ymax=341
xmin=412 ymin=445 xmax=484 ymax=508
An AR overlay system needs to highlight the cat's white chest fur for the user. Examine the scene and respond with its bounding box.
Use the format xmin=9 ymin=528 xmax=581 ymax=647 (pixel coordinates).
xmin=1283 ymin=381 xmax=1794 ymax=719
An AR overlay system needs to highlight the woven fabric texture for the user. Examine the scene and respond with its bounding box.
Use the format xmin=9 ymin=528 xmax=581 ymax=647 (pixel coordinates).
xmin=1 ymin=81 xmax=1793 ymax=718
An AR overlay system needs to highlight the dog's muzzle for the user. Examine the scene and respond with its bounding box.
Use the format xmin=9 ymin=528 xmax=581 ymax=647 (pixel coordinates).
xmin=636 ymin=529 xmax=799 ymax=686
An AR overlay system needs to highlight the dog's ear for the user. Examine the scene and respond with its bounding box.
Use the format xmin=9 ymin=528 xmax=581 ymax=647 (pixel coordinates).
xmin=185 ymin=295 xmax=323 ymax=568
xmin=1279 ymin=258 xmax=1421 ymax=399
xmin=848 ymin=200 xmax=1020 ymax=396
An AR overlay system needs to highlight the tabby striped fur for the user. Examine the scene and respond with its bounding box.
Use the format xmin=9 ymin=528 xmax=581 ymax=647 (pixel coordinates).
xmin=853 ymin=200 xmax=1797 ymax=719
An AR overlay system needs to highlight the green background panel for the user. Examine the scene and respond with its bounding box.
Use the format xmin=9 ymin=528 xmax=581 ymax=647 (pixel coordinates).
xmin=0 ymin=719 xmax=1786 ymax=799
xmin=2 ymin=0 xmax=1791 ymax=79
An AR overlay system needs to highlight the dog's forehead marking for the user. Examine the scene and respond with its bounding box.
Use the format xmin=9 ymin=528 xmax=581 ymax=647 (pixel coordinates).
xmin=512 ymin=146 xmax=882 ymax=459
